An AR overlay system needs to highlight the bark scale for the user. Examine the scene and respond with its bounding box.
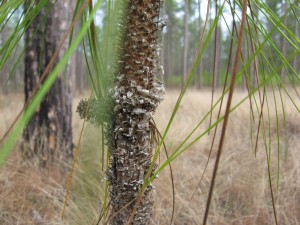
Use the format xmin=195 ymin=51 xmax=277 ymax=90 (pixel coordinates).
xmin=22 ymin=0 xmax=73 ymax=168
xmin=108 ymin=1 xmax=164 ymax=224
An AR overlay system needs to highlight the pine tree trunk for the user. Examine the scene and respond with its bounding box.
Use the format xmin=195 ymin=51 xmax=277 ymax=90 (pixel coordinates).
xmin=197 ymin=0 xmax=202 ymax=89
xmin=108 ymin=1 xmax=164 ymax=224
xmin=213 ymin=25 xmax=221 ymax=89
xmin=1 ymin=24 xmax=9 ymax=95
xmin=22 ymin=0 xmax=73 ymax=168
xmin=166 ymin=0 xmax=174 ymax=82
xmin=293 ymin=14 xmax=299 ymax=76
xmin=280 ymin=1 xmax=288 ymax=82
xmin=22 ymin=0 xmax=45 ymax=163
xmin=68 ymin=0 xmax=77 ymax=95
xmin=183 ymin=0 xmax=189 ymax=85
xmin=160 ymin=4 xmax=165 ymax=84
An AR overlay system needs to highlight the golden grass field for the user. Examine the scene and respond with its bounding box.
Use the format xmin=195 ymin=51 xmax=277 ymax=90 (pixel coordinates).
xmin=0 ymin=89 xmax=300 ymax=225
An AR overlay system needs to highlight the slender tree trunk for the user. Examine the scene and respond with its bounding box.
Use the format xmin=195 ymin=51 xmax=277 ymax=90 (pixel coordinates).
xmin=160 ymin=3 xmax=166 ymax=84
xmin=212 ymin=0 xmax=222 ymax=89
xmin=293 ymin=14 xmax=299 ymax=76
xmin=166 ymin=0 xmax=174 ymax=84
xmin=280 ymin=1 xmax=288 ymax=82
xmin=213 ymin=25 xmax=221 ymax=88
xmin=108 ymin=1 xmax=164 ymax=224
xmin=197 ymin=0 xmax=203 ymax=89
xmin=1 ymin=24 xmax=9 ymax=95
xmin=22 ymin=0 xmax=73 ymax=168
xmin=183 ymin=0 xmax=189 ymax=85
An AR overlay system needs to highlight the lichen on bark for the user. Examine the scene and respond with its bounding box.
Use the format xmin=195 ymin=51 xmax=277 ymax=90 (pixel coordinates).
xmin=107 ymin=0 xmax=165 ymax=224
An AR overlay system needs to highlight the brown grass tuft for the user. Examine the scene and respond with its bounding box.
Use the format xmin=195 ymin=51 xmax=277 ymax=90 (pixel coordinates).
xmin=1 ymin=89 xmax=300 ymax=224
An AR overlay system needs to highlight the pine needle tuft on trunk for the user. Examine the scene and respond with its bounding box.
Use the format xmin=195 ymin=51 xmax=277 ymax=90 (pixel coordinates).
xmin=76 ymin=1 xmax=165 ymax=223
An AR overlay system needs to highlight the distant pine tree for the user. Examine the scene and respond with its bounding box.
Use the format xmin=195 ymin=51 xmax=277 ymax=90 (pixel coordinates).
xmin=22 ymin=0 xmax=73 ymax=169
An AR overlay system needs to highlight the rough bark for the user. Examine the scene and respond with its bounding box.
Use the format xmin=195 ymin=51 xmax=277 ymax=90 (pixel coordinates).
xmin=22 ymin=0 xmax=45 ymax=162
xmin=108 ymin=1 xmax=164 ymax=224
xmin=22 ymin=0 xmax=73 ymax=168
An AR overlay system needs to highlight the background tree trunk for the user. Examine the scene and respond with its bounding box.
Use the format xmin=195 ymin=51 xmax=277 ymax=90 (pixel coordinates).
xmin=213 ymin=25 xmax=221 ymax=89
xmin=197 ymin=0 xmax=203 ymax=89
xmin=160 ymin=3 xmax=166 ymax=84
xmin=292 ymin=10 xmax=299 ymax=77
xmin=22 ymin=0 xmax=73 ymax=168
xmin=67 ymin=0 xmax=77 ymax=95
xmin=1 ymin=23 xmax=9 ymax=95
xmin=183 ymin=0 xmax=189 ymax=85
xmin=108 ymin=0 xmax=164 ymax=224
xmin=165 ymin=0 xmax=174 ymax=83
xmin=280 ymin=0 xmax=288 ymax=82
xmin=22 ymin=0 xmax=45 ymax=163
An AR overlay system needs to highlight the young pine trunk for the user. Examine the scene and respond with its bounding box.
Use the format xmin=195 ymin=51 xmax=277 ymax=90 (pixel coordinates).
xmin=22 ymin=0 xmax=73 ymax=168
xmin=108 ymin=1 xmax=164 ymax=224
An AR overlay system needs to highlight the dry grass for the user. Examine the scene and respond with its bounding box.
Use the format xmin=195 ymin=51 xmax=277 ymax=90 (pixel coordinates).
xmin=0 ymin=89 xmax=300 ymax=225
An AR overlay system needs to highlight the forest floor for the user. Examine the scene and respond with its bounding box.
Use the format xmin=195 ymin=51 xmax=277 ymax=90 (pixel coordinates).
xmin=0 ymin=89 xmax=300 ymax=225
